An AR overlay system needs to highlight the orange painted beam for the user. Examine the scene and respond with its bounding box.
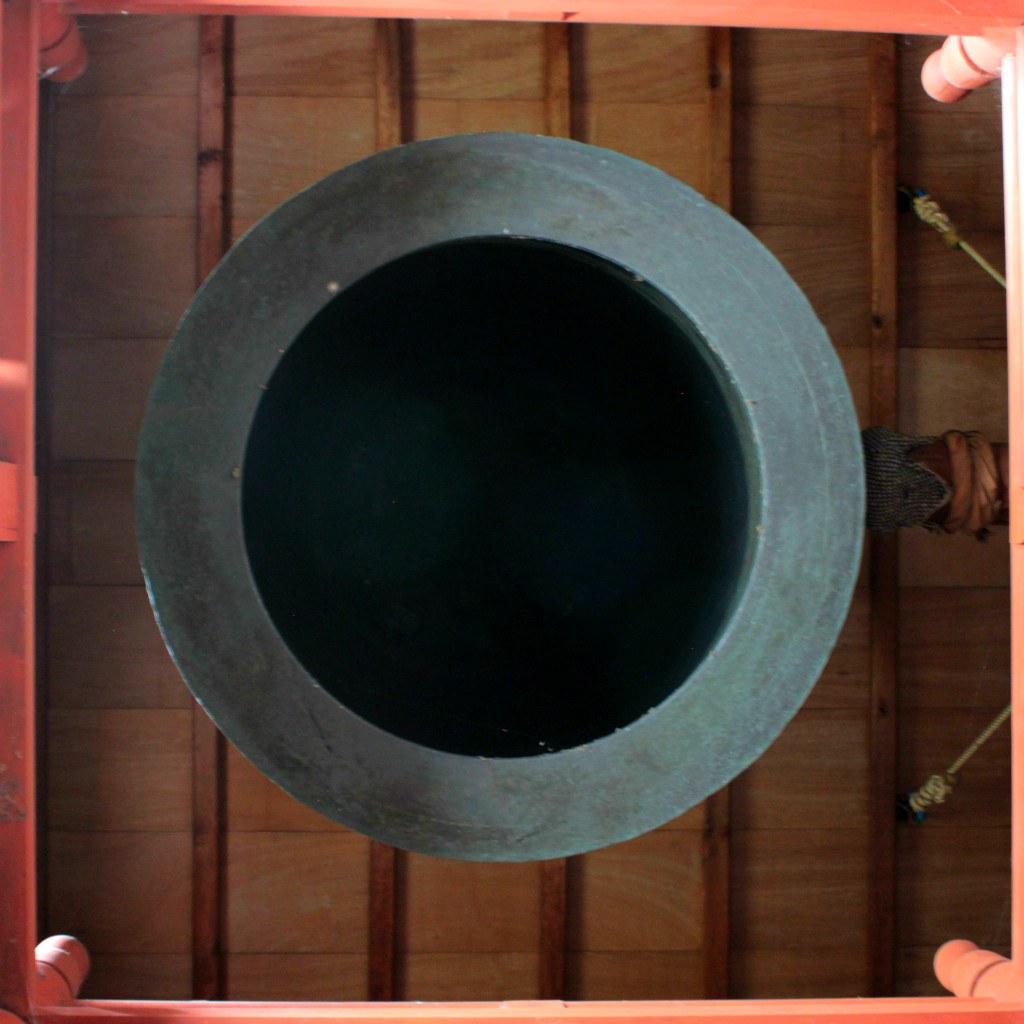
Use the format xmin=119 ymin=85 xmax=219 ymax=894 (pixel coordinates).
xmin=50 ymin=0 xmax=1024 ymax=34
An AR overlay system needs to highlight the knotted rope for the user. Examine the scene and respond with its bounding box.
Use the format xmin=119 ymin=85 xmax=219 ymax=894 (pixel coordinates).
xmin=905 ymin=702 xmax=1011 ymax=820
xmin=939 ymin=430 xmax=1002 ymax=537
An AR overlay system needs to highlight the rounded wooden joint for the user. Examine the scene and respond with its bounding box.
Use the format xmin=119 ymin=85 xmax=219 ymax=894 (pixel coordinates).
xmin=34 ymin=935 xmax=90 ymax=1005
xmin=934 ymin=939 xmax=1024 ymax=999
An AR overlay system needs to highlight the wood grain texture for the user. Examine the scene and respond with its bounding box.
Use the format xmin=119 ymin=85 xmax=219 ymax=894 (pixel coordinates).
xmin=225 ymin=741 xmax=346 ymax=832
xmin=398 ymin=953 xmax=538 ymax=1001
xmin=47 ymin=585 xmax=190 ymax=709
xmin=899 ymin=527 xmax=1010 ymax=588
xmin=413 ymin=99 xmax=545 ymax=141
xmin=225 ymin=954 xmax=368 ymax=1000
xmin=226 ymin=832 xmax=370 ymax=953
xmin=48 ymin=461 xmax=140 ymax=585
xmin=895 ymin=826 xmax=1010 ymax=948
xmin=539 ymin=859 xmax=567 ymax=998
xmin=542 ymin=24 xmax=571 ymax=139
xmin=408 ymin=21 xmax=544 ymax=100
xmin=753 ymin=224 xmax=870 ymax=348
xmin=80 ymin=955 xmax=192 ymax=999
xmin=232 ymin=96 xmax=376 ymax=220
xmin=730 ymin=830 xmax=869 ymax=952
xmin=54 ymin=96 xmax=197 ymax=216
xmin=62 ymin=15 xmax=200 ymax=96
xmin=730 ymin=947 xmax=870 ymax=999
xmin=48 ymin=831 xmax=192 ymax=952
xmin=898 ymin=348 xmax=1008 ymax=439
xmin=398 ymin=857 xmax=540 ymax=953
xmin=47 ymin=709 xmax=192 ymax=831
xmin=732 ymin=29 xmax=870 ymax=109
xmin=898 ymin=707 xmax=1010 ymax=828
xmin=375 ymin=20 xmax=404 ymax=151
xmin=576 ymin=24 xmax=707 ymax=103
xmin=731 ymin=709 xmax=869 ymax=831
xmin=899 ymin=588 xmax=1010 ymax=708
xmin=233 ymin=17 xmax=375 ymax=97
xmin=898 ymin=228 xmax=1007 ymax=346
xmin=48 ymin=339 xmax=167 ymax=461
xmin=733 ymin=104 xmax=867 ymax=226
xmin=567 ymin=831 xmax=702 ymax=952
xmin=368 ymin=843 xmax=397 ymax=1000
xmin=567 ymin=951 xmax=702 ymax=1000
xmin=578 ymin=102 xmax=710 ymax=190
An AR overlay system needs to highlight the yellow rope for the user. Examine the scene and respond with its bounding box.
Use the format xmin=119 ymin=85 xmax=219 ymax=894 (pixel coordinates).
xmin=908 ymin=189 xmax=1008 ymax=289
xmin=906 ymin=702 xmax=1011 ymax=818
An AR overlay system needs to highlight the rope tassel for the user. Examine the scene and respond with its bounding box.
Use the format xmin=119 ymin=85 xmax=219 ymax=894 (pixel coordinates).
xmin=901 ymin=186 xmax=1008 ymax=290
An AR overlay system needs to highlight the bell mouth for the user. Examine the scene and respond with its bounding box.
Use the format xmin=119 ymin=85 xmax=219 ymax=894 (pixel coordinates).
xmin=242 ymin=236 xmax=755 ymax=758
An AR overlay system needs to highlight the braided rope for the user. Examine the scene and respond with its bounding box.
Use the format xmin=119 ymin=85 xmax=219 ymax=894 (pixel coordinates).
xmin=941 ymin=430 xmax=1002 ymax=537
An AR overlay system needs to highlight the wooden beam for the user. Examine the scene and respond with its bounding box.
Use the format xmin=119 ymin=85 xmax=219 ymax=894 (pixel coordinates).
xmin=867 ymin=32 xmax=899 ymax=999
xmin=702 ymin=26 xmax=732 ymax=1002
xmin=375 ymin=20 xmax=405 ymax=150
xmin=192 ymin=14 xmax=231 ymax=1001
xmin=543 ymin=23 xmax=572 ymax=139
xmin=368 ymin=843 xmax=398 ymax=1000
xmin=540 ymin=859 xmax=568 ymax=999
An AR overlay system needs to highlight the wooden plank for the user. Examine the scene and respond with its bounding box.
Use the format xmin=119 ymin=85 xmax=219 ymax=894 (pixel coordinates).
xmin=225 ymin=832 xmax=371 ymax=953
xmin=47 ymin=585 xmax=191 ymax=709
xmin=232 ymin=96 xmax=376 ymax=219
xmin=895 ymin=826 xmax=1010 ymax=948
xmin=398 ymin=858 xmax=540 ymax=953
xmin=568 ymin=831 xmax=702 ymax=952
xmin=194 ymin=17 xmax=229 ymax=1000
xmin=52 ymin=217 xmax=196 ymax=338
xmin=732 ymin=30 xmax=870 ymax=109
xmin=368 ymin=843 xmax=397 ymax=1000
xmin=375 ymin=20 xmax=405 ymax=150
xmin=48 ymin=461 xmax=141 ymax=586
xmin=729 ymin=829 xmax=869 ymax=952
xmin=398 ymin=953 xmax=539 ymax=1001
xmin=752 ymin=225 xmax=870 ymax=348
xmin=578 ymin=102 xmax=710 ymax=191
xmin=731 ymin=709 xmax=869 ymax=831
xmin=868 ymin=31 xmax=898 ymax=1000
xmin=567 ymin=951 xmax=702 ymax=1000
xmin=62 ymin=15 xmax=200 ymax=97
xmin=225 ymin=741 xmax=346 ymax=832
xmin=47 ymin=709 xmax=192 ymax=832
xmin=53 ymin=96 xmax=197 ymax=217
xmin=730 ymin=947 xmax=870 ymax=999
xmin=706 ymin=27 xmax=731 ymax=208
xmin=733 ymin=104 xmax=867 ymax=226
xmin=408 ymin=21 xmax=544 ymax=100
xmin=539 ymin=859 xmax=567 ymax=998
xmin=233 ymin=17 xmax=375 ymax=97
xmin=82 ymin=955 xmax=192 ymax=1000
xmin=899 ymin=588 xmax=1010 ymax=708
xmin=225 ymin=954 xmax=368 ymax=1000
xmin=899 ymin=528 xmax=1011 ymax=588
xmin=543 ymin=24 xmax=571 ymax=139
xmin=576 ymin=25 xmax=707 ymax=103
xmin=47 ymin=831 xmax=192 ymax=953
xmin=898 ymin=229 xmax=1007 ymax=346
xmin=898 ymin=348 xmax=1008 ymax=439
xmin=49 ymin=339 xmax=168 ymax=461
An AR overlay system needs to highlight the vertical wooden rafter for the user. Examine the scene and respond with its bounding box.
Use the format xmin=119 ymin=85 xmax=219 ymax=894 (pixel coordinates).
xmin=537 ymin=21 xmax=574 ymax=1002
xmin=867 ymin=32 xmax=899 ymax=998
xmin=701 ymin=25 xmax=732 ymax=1003
xmin=367 ymin=19 xmax=406 ymax=1003
xmin=192 ymin=14 xmax=231 ymax=1001
xmin=0 ymin=0 xmax=40 ymax=1016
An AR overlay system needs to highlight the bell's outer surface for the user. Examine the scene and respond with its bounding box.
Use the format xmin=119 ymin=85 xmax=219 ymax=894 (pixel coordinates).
xmin=137 ymin=133 xmax=864 ymax=862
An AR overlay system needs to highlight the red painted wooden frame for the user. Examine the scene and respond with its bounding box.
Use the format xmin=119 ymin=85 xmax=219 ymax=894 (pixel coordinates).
xmin=5 ymin=2 xmax=1024 ymax=1023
